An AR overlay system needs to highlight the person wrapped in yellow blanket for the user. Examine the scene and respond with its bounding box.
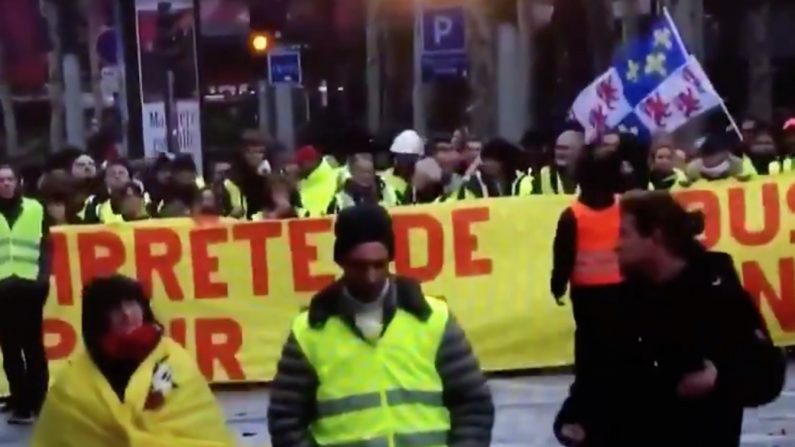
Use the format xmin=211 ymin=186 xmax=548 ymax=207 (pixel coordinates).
xmin=32 ymin=275 xmax=235 ymax=447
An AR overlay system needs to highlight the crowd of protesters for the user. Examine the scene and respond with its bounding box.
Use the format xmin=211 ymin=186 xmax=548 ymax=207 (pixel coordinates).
xmin=10 ymin=114 xmax=794 ymax=229
xmin=0 ymin=113 xmax=787 ymax=443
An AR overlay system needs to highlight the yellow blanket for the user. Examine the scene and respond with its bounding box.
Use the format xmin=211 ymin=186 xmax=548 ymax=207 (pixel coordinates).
xmin=32 ymin=337 xmax=236 ymax=447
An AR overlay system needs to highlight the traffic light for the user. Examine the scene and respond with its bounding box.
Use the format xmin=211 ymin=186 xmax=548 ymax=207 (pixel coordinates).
xmin=248 ymin=0 xmax=288 ymax=56
xmin=248 ymin=30 xmax=271 ymax=56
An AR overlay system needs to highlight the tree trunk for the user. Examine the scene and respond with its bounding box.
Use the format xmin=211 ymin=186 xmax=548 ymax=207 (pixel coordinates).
xmin=42 ymin=0 xmax=64 ymax=151
xmin=83 ymin=0 xmax=105 ymax=127
xmin=0 ymin=41 xmax=19 ymax=156
xmin=466 ymin=0 xmax=496 ymax=137
xmin=746 ymin=0 xmax=772 ymax=122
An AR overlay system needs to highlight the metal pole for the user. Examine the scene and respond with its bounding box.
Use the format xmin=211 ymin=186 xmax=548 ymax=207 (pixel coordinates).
xmin=258 ymin=79 xmax=271 ymax=137
xmin=275 ymin=83 xmax=295 ymax=150
xmin=517 ymin=0 xmax=533 ymax=129
xmin=412 ymin=0 xmax=426 ymax=135
xmin=164 ymin=68 xmax=177 ymax=153
xmin=63 ymin=53 xmax=86 ymax=147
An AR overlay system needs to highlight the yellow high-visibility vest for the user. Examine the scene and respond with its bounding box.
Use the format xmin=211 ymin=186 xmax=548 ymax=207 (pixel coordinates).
xmin=292 ymin=295 xmax=451 ymax=447
xmin=770 ymin=158 xmax=794 ymax=176
xmin=0 ymin=198 xmax=44 ymax=280
xmin=299 ymin=160 xmax=339 ymax=217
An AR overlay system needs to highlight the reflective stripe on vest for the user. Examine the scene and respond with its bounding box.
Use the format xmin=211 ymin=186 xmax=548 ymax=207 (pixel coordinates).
xmin=511 ymin=174 xmax=534 ymax=196
xmin=293 ymin=296 xmax=451 ymax=447
xmin=0 ymin=198 xmax=44 ymax=280
xmin=570 ymin=200 xmax=622 ymax=286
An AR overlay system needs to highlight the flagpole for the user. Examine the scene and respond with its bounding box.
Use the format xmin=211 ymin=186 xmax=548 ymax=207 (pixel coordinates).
xmin=663 ymin=7 xmax=743 ymax=141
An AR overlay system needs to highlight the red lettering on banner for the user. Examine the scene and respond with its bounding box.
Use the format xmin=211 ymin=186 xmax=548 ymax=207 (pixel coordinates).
xmin=77 ymin=231 xmax=125 ymax=284
xmin=233 ymin=222 xmax=283 ymax=296
xmin=134 ymin=228 xmax=184 ymax=300
xmin=728 ymin=184 xmax=780 ymax=246
xmin=288 ymin=219 xmax=334 ymax=293
xmin=44 ymin=318 xmax=77 ymax=361
xmin=195 ymin=318 xmax=245 ymax=381
xmin=190 ymin=228 xmax=229 ymax=299
xmin=169 ymin=318 xmax=187 ymax=347
xmin=452 ymin=207 xmax=493 ymax=277
xmin=675 ymin=190 xmax=720 ymax=248
xmin=50 ymin=233 xmax=73 ymax=305
xmin=742 ymin=258 xmax=795 ymax=331
xmin=787 ymin=183 xmax=795 ymax=244
xmin=393 ymin=213 xmax=444 ymax=281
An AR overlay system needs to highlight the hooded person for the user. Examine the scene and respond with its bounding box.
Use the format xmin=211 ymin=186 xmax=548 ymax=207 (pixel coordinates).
xmin=145 ymin=154 xmax=173 ymax=215
xmin=31 ymin=275 xmax=235 ymax=447
xmin=268 ymin=204 xmax=494 ymax=447
xmin=295 ymin=145 xmax=338 ymax=217
xmin=741 ymin=121 xmax=779 ymax=175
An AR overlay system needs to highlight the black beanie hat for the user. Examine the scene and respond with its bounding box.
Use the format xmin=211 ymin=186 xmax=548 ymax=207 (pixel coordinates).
xmin=333 ymin=204 xmax=395 ymax=264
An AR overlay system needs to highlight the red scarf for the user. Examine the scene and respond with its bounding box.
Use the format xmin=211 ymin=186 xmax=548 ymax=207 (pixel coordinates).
xmin=101 ymin=323 xmax=161 ymax=362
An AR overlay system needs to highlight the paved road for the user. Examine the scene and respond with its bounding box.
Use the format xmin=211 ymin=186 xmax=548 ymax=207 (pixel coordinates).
xmin=4 ymin=371 xmax=795 ymax=446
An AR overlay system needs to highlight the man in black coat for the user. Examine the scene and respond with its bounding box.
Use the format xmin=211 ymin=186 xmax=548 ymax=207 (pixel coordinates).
xmin=268 ymin=204 xmax=494 ymax=447
xmin=555 ymin=191 xmax=784 ymax=446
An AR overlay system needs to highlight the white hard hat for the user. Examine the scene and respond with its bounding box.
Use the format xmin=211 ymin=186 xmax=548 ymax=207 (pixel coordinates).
xmin=390 ymin=130 xmax=424 ymax=156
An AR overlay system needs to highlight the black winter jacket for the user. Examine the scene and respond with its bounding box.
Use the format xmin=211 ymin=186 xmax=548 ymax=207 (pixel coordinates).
xmin=555 ymin=250 xmax=778 ymax=446
xmin=267 ymin=276 xmax=494 ymax=447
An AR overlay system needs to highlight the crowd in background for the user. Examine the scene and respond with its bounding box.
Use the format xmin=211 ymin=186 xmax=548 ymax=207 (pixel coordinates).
xmin=11 ymin=113 xmax=795 ymax=228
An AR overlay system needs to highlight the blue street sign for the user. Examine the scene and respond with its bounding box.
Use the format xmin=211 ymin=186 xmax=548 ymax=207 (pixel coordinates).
xmin=421 ymin=6 xmax=466 ymax=54
xmin=268 ymin=51 xmax=302 ymax=85
xmin=421 ymin=52 xmax=468 ymax=82
xmin=420 ymin=5 xmax=467 ymax=81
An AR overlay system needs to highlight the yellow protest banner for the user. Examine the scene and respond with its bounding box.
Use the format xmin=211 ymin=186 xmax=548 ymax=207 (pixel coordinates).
xmin=29 ymin=176 xmax=795 ymax=386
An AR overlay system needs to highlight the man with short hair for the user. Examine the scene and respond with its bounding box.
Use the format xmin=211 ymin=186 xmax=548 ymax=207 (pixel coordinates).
xmin=268 ymin=204 xmax=494 ymax=447
xmin=0 ymin=165 xmax=50 ymax=424
xmin=326 ymin=154 xmax=399 ymax=213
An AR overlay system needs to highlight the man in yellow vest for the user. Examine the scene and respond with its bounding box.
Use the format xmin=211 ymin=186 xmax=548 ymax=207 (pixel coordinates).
xmin=0 ymin=165 xmax=50 ymax=424
xmin=537 ymin=129 xmax=583 ymax=195
xmin=269 ymin=204 xmax=494 ymax=447
xmin=326 ymin=154 xmax=400 ymax=213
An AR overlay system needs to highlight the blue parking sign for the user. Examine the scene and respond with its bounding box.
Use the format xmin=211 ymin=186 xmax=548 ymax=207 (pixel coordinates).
xmin=422 ymin=6 xmax=466 ymax=54
xmin=421 ymin=5 xmax=467 ymax=81
xmin=268 ymin=51 xmax=302 ymax=85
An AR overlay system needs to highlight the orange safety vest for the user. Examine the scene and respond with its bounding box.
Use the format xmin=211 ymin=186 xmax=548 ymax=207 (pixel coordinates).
xmin=570 ymin=200 xmax=623 ymax=286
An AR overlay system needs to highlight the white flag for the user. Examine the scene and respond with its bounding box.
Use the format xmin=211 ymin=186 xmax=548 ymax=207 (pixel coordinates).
xmin=634 ymin=55 xmax=722 ymax=134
